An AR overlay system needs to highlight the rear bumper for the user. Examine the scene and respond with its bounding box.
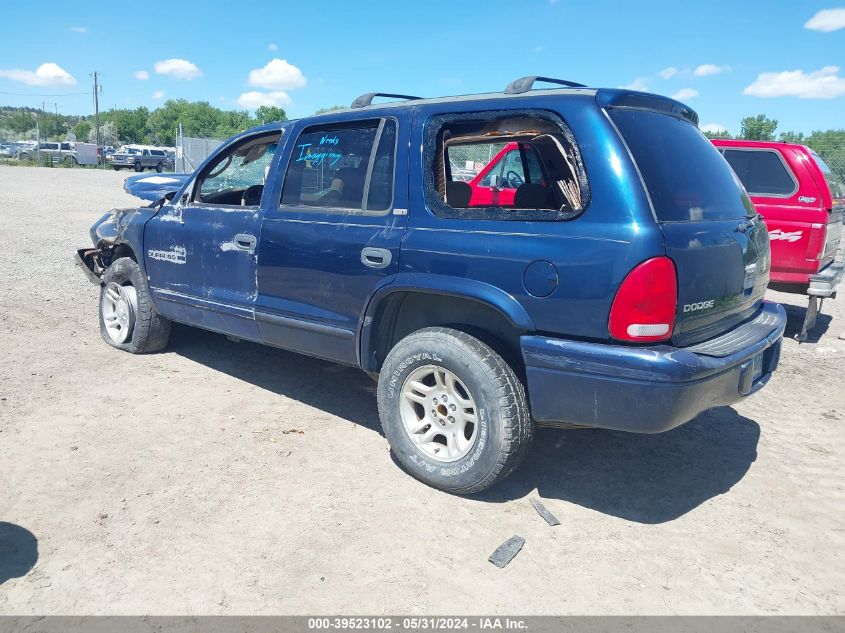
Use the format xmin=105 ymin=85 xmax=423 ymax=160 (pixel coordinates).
xmin=522 ymin=302 xmax=786 ymax=433
xmin=807 ymin=261 xmax=843 ymax=298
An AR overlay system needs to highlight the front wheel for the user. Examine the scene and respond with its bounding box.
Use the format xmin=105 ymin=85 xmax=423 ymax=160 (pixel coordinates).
xmin=99 ymin=257 xmax=171 ymax=353
xmin=377 ymin=327 xmax=533 ymax=494
xmin=134 ymin=162 xmax=142 ymax=172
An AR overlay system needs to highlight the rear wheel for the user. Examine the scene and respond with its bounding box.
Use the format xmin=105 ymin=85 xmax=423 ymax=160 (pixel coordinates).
xmin=155 ymin=162 xmax=163 ymax=173
xmin=112 ymin=166 xmax=120 ymax=171
xmin=377 ymin=327 xmax=532 ymax=494
xmin=99 ymin=257 xmax=170 ymax=354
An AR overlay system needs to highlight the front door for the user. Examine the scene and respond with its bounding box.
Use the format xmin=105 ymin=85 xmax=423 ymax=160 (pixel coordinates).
xmin=256 ymin=112 xmax=409 ymax=365
xmin=144 ymin=132 xmax=281 ymax=341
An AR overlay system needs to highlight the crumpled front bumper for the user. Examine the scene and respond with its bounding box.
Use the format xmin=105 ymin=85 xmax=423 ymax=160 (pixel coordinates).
xmin=522 ymin=302 xmax=786 ymax=433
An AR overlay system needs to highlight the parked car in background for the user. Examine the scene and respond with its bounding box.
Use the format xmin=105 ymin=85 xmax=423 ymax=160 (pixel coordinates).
xmin=16 ymin=141 xmax=77 ymax=164
xmin=122 ymin=172 xmax=191 ymax=201
xmin=712 ymin=139 xmax=844 ymax=340
xmin=110 ymin=145 xmax=169 ymax=172
xmin=76 ymin=78 xmax=785 ymax=493
xmin=0 ymin=143 xmax=15 ymax=158
xmin=463 ymin=141 xmax=547 ymax=206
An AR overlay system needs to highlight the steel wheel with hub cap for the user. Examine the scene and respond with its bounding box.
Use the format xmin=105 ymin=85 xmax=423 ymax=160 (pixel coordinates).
xmin=101 ymin=282 xmax=137 ymax=344
xmin=98 ymin=257 xmax=171 ymax=354
xmin=378 ymin=327 xmax=533 ymax=494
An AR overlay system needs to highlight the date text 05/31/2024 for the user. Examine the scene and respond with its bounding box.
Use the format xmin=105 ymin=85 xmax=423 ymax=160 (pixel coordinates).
xmin=307 ymin=617 xmax=528 ymax=630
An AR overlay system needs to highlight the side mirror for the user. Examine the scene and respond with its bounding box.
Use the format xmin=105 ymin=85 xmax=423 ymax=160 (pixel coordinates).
xmin=488 ymin=174 xmax=502 ymax=190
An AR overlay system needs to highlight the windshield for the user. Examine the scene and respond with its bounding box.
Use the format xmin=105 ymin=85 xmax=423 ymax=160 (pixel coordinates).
xmin=810 ymin=150 xmax=845 ymax=201
xmin=610 ymin=109 xmax=754 ymax=222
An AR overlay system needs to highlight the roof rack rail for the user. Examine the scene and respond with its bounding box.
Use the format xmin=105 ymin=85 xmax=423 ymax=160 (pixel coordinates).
xmin=350 ymin=92 xmax=422 ymax=109
xmin=505 ymin=76 xmax=587 ymax=94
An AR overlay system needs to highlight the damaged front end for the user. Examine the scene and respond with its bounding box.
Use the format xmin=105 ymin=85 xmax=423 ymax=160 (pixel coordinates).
xmin=74 ymin=206 xmax=159 ymax=285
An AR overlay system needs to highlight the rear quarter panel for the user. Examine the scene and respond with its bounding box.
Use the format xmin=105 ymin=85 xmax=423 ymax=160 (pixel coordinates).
xmin=404 ymin=96 xmax=664 ymax=342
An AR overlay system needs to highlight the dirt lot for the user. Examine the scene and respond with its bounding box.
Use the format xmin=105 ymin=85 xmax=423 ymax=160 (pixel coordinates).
xmin=0 ymin=166 xmax=843 ymax=615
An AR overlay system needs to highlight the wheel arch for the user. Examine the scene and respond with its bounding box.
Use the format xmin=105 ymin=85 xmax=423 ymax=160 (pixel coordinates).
xmin=359 ymin=275 xmax=534 ymax=374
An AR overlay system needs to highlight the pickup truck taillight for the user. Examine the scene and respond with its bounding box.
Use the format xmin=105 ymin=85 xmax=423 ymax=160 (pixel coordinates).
xmin=609 ymin=257 xmax=677 ymax=343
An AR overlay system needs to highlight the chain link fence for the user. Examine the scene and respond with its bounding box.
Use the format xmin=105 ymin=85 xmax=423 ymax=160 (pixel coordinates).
xmin=175 ymin=126 xmax=224 ymax=174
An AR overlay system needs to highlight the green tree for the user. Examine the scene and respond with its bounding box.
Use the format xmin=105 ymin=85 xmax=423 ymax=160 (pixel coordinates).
xmin=255 ymin=105 xmax=287 ymax=124
xmin=112 ymin=107 xmax=150 ymax=144
xmin=703 ymin=129 xmax=731 ymax=139
xmin=740 ymin=114 xmax=778 ymax=141
xmin=314 ymin=105 xmax=345 ymax=115
xmin=146 ymin=99 xmax=227 ymax=145
xmin=216 ymin=109 xmax=257 ymax=139
xmin=73 ymin=121 xmax=92 ymax=141
xmin=779 ymin=131 xmax=805 ymax=144
xmin=4 ymin=110 xmax=36 ymax=134
xmin=89 ymin=121 xmax=118 ymax=146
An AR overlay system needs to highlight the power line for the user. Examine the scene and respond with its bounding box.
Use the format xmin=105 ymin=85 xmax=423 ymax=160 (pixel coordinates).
xmin=0 ymin=90 xmax=90 ymax=97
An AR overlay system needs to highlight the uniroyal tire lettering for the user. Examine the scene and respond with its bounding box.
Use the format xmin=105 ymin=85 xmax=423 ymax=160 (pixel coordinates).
xmin=386 ymin=351 xmax=444 ymax=398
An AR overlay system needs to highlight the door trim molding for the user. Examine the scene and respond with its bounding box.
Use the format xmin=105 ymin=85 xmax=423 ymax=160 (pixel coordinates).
xmin=254 ymin=310 xmax=355 ymax=340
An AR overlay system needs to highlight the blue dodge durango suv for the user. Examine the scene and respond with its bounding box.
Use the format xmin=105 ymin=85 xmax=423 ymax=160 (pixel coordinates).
xmin=76 ymin=76 xmax=786 ymax=493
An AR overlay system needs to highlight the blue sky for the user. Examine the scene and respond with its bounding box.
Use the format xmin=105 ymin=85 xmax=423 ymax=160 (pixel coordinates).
xmin=1 ymin=0 xmax=843 ymax=134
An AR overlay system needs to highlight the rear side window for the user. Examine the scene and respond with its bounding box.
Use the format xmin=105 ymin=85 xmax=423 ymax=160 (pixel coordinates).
xmin=721 ymin=149 xmax=796 ymax=197
xmin=280 ymin=118 xmax=396 ymax=215
xmin=611 ymin=109 xmax=753 ymax=222
xmin=425 ymin=110 xmax=588 ymax=222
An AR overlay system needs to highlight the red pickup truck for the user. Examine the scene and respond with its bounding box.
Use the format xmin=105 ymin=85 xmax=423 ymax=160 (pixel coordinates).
xmin=712 ymin=139 xmax=844 ymax=339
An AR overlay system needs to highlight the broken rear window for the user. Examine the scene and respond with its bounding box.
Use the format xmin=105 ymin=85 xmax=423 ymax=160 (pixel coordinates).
xmin=425 ymin=111 xmax=588 ymax=221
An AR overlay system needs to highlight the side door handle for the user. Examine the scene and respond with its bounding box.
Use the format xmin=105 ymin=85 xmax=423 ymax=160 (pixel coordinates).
xmin=361 ymin=247 xmax=392 ymax=269
xmin=234 ymin=233 xmax=257 ymax=252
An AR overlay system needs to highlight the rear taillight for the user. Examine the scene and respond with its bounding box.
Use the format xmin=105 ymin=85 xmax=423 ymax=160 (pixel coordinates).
xmin=609 ymin=257 xmax=677 ymax=343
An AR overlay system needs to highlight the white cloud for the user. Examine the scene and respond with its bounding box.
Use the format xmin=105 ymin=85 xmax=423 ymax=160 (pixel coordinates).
xmin=694 ymin=64 xmax=731 ymax=77
xmin=672 ymin=88 xmax=699 ymax=100
xmin=620 ymin=77 xmax=649 ymax=91
xmin=701 ymin=123 xmax=728 ymax=135
xmin=236 ymin=90 xmax=292 ymax=109
xmin=70 ymin=26 xmax=88 ymax=34
xmin=0 ymin=62 xmax=76 ymax=86
xmin=154 ymin=58 xmax=202 ymax=80
xmin=247 ymin=58 xmax=306 ymax=90
xmin=152 ymin=90 xmax=165 ymax=100
xmin=805 ymin=7 xmax=845 ymax=32
xmin=658 ymin=66 xmax=678 ymax=80
xmin=268 ymin=43 xmax=278 ymax=51
xmin=133 ymin=70 xmax=149 ymax=80
xmin=743 ymin=65 xmax=845 ymax=99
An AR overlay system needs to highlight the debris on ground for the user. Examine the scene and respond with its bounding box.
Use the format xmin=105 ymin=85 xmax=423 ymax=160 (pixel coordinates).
xmin=530 ymin=497 xmax=560 ymax=526
xmin=282 ymin=428 xmax=304 ymax=435
xmin=488 ymin=535 xmax=525 ymax=568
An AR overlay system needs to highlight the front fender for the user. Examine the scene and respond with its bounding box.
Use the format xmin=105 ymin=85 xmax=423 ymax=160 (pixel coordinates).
xmin=357 ymin=272 xmax=535 ymax=371
xmin=89 ymin=206 xmax=158 ymax=273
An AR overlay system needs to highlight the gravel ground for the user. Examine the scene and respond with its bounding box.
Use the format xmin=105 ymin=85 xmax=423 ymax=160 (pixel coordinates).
xmin=0 ymin=166 xmax=843 ymax=615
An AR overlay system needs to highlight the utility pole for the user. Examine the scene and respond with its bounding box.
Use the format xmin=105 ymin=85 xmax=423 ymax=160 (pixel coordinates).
xmin=92 ymin=71 xmax=101 ymax=153
xmin=54 ymin=103 xmax=58 ymax=140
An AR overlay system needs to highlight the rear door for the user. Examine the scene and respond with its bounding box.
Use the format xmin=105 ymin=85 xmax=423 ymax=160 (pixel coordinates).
xmin=610 ymin=109 xmax=769 ymax=345
xmin=256 ymin=112 xmax=409 ymax=365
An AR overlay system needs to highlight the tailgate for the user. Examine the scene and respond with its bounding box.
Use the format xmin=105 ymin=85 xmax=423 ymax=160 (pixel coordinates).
xmin=609 ymin=107 xmax=769 ymax=346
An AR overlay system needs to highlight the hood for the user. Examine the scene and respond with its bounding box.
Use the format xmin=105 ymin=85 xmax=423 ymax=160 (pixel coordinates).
xmin=123 ymin=173 xmax=190 ymax=202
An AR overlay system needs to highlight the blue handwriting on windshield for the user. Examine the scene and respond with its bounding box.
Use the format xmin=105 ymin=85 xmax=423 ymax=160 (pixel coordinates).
xmin=296 ymin=143 xmax=342 ymax=166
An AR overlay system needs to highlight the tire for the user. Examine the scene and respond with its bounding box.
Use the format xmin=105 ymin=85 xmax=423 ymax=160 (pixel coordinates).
xmin=155 ymin=162 xmax=163 ymax=173
xmin=134 ymin=162 xmax=142 ymax=172
xmin=98 ymin=257 xmax=171 ymax=354
xmin=112 ymin=166 xmax=120 ymax=171
xmin=377 ymin=327 xmax=532 ymax=494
